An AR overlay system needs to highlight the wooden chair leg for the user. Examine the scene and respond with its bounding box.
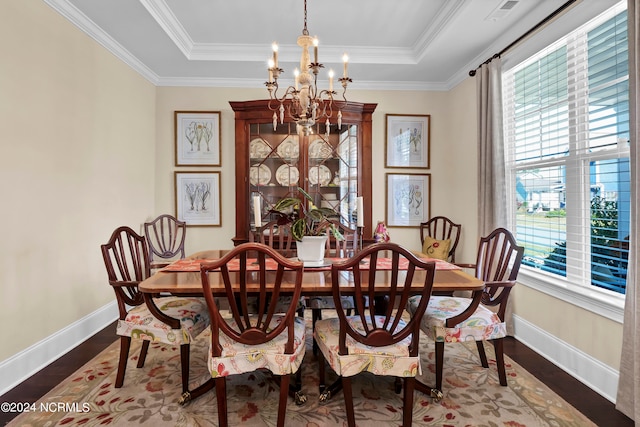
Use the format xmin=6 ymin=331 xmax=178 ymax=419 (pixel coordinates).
xmin=435 ymin=341 xmax=444 ymax=392
xmin=277 ymin=374 xmax=291 ymax=427
xmin=342 ymin=376 xmax=355 ymax=427
xmin=312 ymin=309 xmax=321 ymax=355
xmin=215 ymin=377 xmax=228 ymax=427
xmin=136 ymin=340 xmax=150 ymax=368
xmin=476 ymin=340 xmax=489 ymax=368
xmin=180 ymin=343 xmax=190 ymax=394
xmin=115 ymin=336 xmax=132 ymax=388
xmin=493 ymin=338 xmax=507 ymax=386
xmin=318 ymin=348 xmax=326 ymax=393
xmin=403 ymin=377 xmax=415 ymax=427
xmin=394 ymin=377 xmax=402 ymax=393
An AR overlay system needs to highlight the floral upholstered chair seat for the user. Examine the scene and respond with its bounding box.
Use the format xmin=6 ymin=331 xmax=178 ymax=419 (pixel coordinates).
xmin=407 ymin=295 xmax=506 ymax=343
xmin=209 ymin=315 xmax=306 ymax=377
xmin=314 ymin=315 xmax=420 ymax=378
xmin=116 ymin=296 xmax=210 ymax=345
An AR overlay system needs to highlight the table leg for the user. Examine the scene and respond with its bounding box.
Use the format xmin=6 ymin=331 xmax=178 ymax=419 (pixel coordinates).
xmin=319 ymin=377 xmax=343 ymax=403
xmin=289 ymin=370 xmax=308 ymax=405
xmin=414 ymin=379 xmax=443 ymax=402
xmin=178 ymin=371 xmax=308 ymax=406
xmin=178 ymin=378 xmax=215 ymax=406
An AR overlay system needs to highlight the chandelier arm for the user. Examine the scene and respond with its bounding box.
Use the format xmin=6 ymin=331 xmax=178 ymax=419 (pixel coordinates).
xmin=323 ymin=97 xmax=333 ymax=120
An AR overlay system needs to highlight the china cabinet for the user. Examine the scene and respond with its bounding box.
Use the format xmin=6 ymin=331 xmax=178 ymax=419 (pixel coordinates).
xmin=230 ymin=99 xmax=377 ymax=246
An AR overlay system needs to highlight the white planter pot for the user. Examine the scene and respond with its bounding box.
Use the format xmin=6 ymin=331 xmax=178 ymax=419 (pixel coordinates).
xmin=296 ymin=235 xmax=327 ymax=266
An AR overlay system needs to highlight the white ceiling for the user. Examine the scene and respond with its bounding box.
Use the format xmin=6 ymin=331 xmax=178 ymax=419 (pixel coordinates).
xmin=45 ymin=0 xmax=585 ymax=91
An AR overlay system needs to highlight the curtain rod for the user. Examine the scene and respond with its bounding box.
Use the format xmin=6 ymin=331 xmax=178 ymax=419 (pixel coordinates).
xmin=468 ymin=0 xmax=578 ymax=76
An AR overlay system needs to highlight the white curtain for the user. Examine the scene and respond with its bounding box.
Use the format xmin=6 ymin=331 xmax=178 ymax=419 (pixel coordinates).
xmin=476 ymin=57 xmax=508 ymax=236
xmin=616 ymin=0 xmax=639 ymax=422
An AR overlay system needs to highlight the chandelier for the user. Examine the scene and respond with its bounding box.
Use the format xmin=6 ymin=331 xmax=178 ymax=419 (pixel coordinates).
xmin=265 ymin=0 xmax=351 ymax=136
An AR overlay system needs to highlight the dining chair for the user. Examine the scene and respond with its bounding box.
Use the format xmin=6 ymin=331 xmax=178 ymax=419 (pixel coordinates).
xmin=419 ymin=216 xmax=462 ymax=262
xmin=407 ymin=227 xmax=524 ymax=394
xmin=256 ymin=220 xmax=293 ymax=258
xmin=324 ymin=219 xmax=359 ymax=257
xmin=100 ymin=226 xmax=210 ymax=395
xmin=144 ymin=214 xmax=187 ymax=269
xmin=314 ymin=243 xmax=436 ymax=427
xmin=307 ymin=219 xmax=358 ymax=354
xmin=199 ymin=243 xmax=306 ymax=427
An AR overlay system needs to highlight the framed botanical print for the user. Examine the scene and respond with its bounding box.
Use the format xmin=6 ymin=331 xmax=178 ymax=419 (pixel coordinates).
xmin=385 ymin=173 xmax=431 ymax=227
xmin=385 ymin=114 xmax=430 ymax=169
xmin=175 ymin=171 xmax=221 ymax=226
xmin=175 ymin=111 xmax=221 ymax=166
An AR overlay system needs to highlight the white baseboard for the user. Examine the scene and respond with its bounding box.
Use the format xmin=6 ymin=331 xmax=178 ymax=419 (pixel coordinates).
xmin=513 ymin=314 xmax=620 ymax=403
xmin=0 ymin=302 xmax=118 ymax=396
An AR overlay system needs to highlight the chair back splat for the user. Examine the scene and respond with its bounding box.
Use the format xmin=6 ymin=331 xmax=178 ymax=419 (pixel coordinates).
xmin=475 ymin=227 xmax=524 ymax=319
xmin=324 ymin=219 xmax=359 ymax=258
xmin=101 ymin=226 xmax=150 ymax=316
xmin=332 ymin=243 xmax=435 ymax=354
xmin=256 ymin=220 xmax=293 ymax=258
xmin=144 ymin=214 xmax=186 ymax=269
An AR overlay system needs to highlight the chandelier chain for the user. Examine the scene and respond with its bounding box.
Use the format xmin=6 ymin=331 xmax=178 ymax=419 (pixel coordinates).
xmin=303 ymin=0 xmax=309 ymax=35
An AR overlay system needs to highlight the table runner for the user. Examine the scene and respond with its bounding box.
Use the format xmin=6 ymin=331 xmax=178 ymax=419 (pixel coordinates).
xmin=160 ymin=257 xmax=460 ymax=272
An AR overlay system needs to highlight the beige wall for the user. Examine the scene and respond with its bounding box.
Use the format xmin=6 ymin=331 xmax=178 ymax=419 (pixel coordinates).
xmin=0 ymin=2 xmax=156 ymax=360
xmin=512 ymin=286 xmax=623 ymax=369
xmin=0 ymin=0 xmax=623 ymax=389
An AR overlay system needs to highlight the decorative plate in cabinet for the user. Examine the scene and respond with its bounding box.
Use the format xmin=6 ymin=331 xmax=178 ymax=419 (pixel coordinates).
xmin=309 ymin=165 xmax=332 ymax=186
xmin=276 ymin=136 xmax=299 ymax=159
xmin=249 ymin=138 xmax=271 ymax=160
xmin=275 ymin=165 xmax=300 ymax=186
xmin=250 ymin=164 xmax=271 ymax=186
xmin=309 ymin=138 xmax=332 ymax=159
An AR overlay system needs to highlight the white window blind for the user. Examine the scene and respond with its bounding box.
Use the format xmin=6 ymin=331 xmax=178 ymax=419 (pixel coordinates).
xmin=503 ymin=2 xmax=629 ymax=294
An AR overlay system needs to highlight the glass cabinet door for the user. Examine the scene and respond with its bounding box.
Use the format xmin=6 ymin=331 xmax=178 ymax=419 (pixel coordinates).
xmin=250 ymin=122 xmax=300 ymax=228
xmin=307 ymin=123 xmax=359 ymax=230
xmin=249 ymin=121 xmax=359 ymax=231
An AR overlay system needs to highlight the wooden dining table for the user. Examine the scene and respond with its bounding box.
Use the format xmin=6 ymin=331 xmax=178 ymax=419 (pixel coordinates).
xmin=138 ymin=249 xmax=485 ymax=404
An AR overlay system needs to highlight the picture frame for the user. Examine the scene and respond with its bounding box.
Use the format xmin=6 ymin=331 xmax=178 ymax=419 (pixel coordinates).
xmin=175 ymin=171 xmax=221 ymax=227
xmin=385 ymin=114 xmax=430 ymax=168
xmin=175 ymin=111 xmax=221 ymax=166
xmin=385 ymin=173 xmax=431 ymax=227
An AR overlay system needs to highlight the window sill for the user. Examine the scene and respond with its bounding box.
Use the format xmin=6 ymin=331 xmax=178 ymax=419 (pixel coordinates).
xmin=517 ymin=267 xmax=625 ymax=323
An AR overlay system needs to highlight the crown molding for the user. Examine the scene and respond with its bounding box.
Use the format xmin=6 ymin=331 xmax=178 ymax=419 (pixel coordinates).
xmin=43 ymin=0 xmax=161 ymax=85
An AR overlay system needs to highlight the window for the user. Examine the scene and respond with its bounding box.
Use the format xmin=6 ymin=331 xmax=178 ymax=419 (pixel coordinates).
xmin=503 ymin=3 xmax=629 ymax=301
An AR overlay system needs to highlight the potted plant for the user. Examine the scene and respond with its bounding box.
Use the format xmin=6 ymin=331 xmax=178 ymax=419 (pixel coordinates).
xmin=271 ymin=188 xmax=343 ymax=265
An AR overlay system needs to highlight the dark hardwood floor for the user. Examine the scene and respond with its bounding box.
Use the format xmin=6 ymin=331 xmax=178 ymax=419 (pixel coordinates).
xmin=0 ymin=323 xmax=633 ymax=426
xmin=502 ymin=338 xmax=632 ymax=427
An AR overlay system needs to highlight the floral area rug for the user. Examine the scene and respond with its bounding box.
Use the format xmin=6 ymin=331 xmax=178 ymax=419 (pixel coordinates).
xmin=9 ymin=312 xmax=595 ymax=427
